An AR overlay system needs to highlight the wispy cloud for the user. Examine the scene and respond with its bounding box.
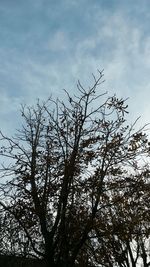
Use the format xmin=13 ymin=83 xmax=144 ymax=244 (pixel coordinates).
xmin=48 ymin=31 xmax=70 ymax=52
xmin=0 ymin=0 xmax=150 ymax=136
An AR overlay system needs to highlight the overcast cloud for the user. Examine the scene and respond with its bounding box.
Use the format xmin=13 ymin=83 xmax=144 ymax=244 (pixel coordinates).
xmin=0 ymin=0 xmax=150 ymax=134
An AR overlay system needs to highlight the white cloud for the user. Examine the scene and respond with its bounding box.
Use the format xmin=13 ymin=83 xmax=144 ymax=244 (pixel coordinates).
xmin=48 ymin=31 xmax=69 ymax=52
xmin=1 ymin=2 xmax=150 ymax=137
xmin=0 ymin=91 xmax=21 ymax=135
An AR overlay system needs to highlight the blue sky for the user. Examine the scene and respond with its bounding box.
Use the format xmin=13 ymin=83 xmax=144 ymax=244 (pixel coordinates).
xmin=1 ymin=0 xmax=150 ymax=134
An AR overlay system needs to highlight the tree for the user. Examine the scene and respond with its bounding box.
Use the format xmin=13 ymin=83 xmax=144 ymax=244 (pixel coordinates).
xmin=89 ymin=167 xmax=150 ymax=267
xmin=0 ymin=70 xmax=149 ymax=267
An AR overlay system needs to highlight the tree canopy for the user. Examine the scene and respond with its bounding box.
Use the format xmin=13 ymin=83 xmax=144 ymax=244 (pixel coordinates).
xmin=0 ymin=71 xmax=150 ymax=267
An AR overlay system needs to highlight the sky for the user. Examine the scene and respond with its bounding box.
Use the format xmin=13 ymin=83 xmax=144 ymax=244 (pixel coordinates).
xmin=1 ymin=0 xmax=150 ymax=135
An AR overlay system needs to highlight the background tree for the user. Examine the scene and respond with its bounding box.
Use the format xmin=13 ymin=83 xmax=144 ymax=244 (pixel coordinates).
xmin=0 ymin=70 xmax=149 ymax=267
xmin=89 ymin=167 xmax=150 ymax=267
xmin=0 ymin=210 xmax=32 ymax=257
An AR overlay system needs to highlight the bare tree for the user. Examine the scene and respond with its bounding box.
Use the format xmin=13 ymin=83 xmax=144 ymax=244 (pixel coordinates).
xmin=0 ymin=70 xmax=149 ymax=267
